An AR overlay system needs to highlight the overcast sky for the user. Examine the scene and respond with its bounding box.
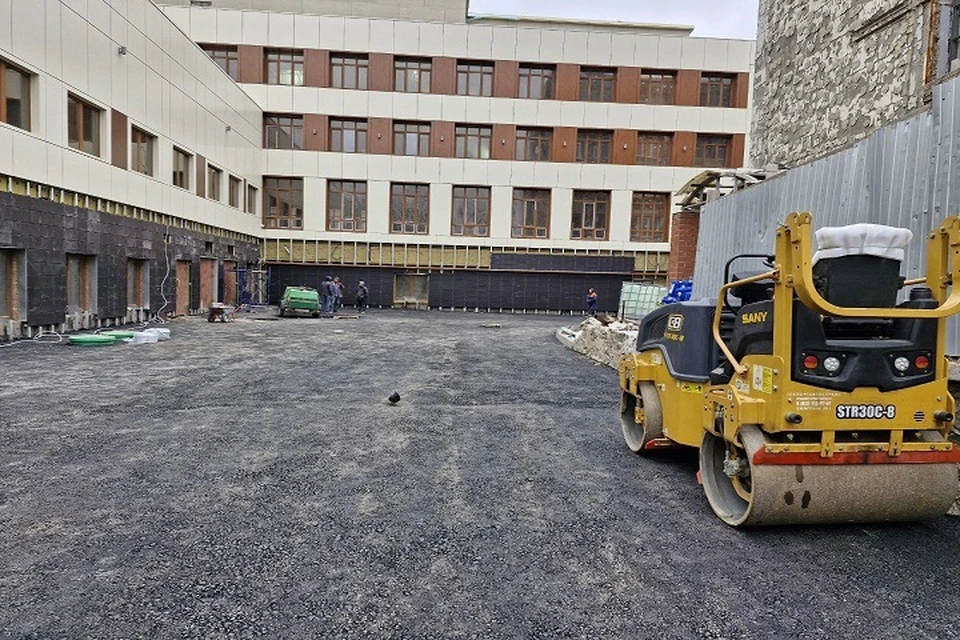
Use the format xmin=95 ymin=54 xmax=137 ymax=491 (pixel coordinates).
xmin=469 ymin=0 xmax=759 ymax=40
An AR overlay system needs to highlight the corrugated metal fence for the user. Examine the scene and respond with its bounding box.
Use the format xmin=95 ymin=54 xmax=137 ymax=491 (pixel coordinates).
xmin=694 ymin=75 xmax=960 ymax=353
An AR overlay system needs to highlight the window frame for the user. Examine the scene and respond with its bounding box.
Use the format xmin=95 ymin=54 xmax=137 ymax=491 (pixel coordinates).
xmin=202 ymin=44 xmax=239 ymax=81
xmin=228 ymin=175 xmax=242 ymax=208
xmin=67 ymin=93 xmax=102 ymax=157
xmin=263 ymin=177 xmax=304 ymax=229
xmin=630 ymin=192 xmax=670 ymax=243
xmin=331 ymin=53 xmax=369 ymax=90
xmin=455 ymin=124 xmax=492 ymax=159
xmin=130 ymin=126 xmax=156 ymax=176
xmin=246 ymin=185 xmax=258 ymax=215
xmin=518 ymin=64 xmax=555 ymax=99
xmin=327 ymin=180 xmax=368 ymax=232
xmin=263 ymin=114 xmax=304 ymax=150
xmin=639 ymin=70 xmax=676 ymax=105
xmin=515 ymin=127 xmax=552 ymax=161
xmin=695 ymin=134 xmax=732 ymax=168
xmin=511 ymin=188 xmax=551 ymax=239
xmin=172 ymin=147 xmax=191 ymax=190
xmin=456 ymin=61 xmax=494 ymax=97
xmin=571 ymin=190 xmax=610 ymax=240
xmin=700 ymin=73 xmax=734 ymax=107
xmin=395 ymin=57 xmax=432 ymax=93
xmin=393 ymin=121 xmax=431 ymax=157
xmin=576 ymin=129 xmax=612 ymax=164
xmin=0 ymin=58 xmax=31 ymax=131
xmin=451 ymin=186 xmax=491 ymax=237
xmin=329 ymin=118 xmax=368 ymax=153
xmin=265 ymin=49 xmax=305 ymax=86
xmin=207 ymin=165 xmax=222 ymax=201
xmin=579 ymin=67 xmax=616 ymax=102
xmin=636 ymin=132 xmax=673 ymax=166
xmin=390 ymin=183 xmax=430 ymax=235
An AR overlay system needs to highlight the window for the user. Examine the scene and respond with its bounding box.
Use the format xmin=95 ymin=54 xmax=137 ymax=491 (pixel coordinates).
xmin=636 ymin=132 xmax=672 ymax=166
xmin=452 ymin=186 xmax=490 ymax=237
xmin=518 ymin=64 xmax=554 ymax=99
xmin=330 ymin=118 xmax=367 ymax=153
xmin=127 ymin=258 xmax=149 ymax=308
xmin=67 ymin=94 xmax=101 ymax=156
xmin=229 ymin=176 xmax=242 ymax=208
xmin=265 ymin=49 xmax=304 ymax=86
xmin=328 ymin=181 xmax=367 ymax=232
xmin=0 ymin=249 xmax=23 ymax=320
xmin=579 ymin=67 xmax=615 ymax=102
xmin=247 ymin=185 xmax=258 ymax=214
xmin=207 ymin=165 xmax=222 ymax=201
xmin=331 ymin=54 xmax=369 ymax=90
xmin=131 ymin=127 xmax=155 ymax=176
xmin=576 ymin=130 xmax=612 ymax=164
xmin=66 ymin=253 xmax=97 ymax=313
xmin=457 ymin=61 xmax=494 ymax=96
xmin=393 ymin=121 xmax=430 ymax=156
xmin=630 ymin=192 xmax=670 ymax=242
xmin=455 ymin=125 xmax=491 ymax=159
xmin=515 ymin=128 xmax=551 ymax=161
xmin=1 ymin=59 xmax=31 ymax=130
xmin=700 ymin=74 xmax=734 ymax=107
xmin=263 ymin=177 xmax=304 ymax=229
xmin=571 ymin=191 xmax=609 ymax=240
xmin=264 ymin=114 xmax=303 ymax=150
xmin=695 ymin=134 xmax=732 ymax=167
xmin=951 ymin=1 xmax=960 ymax=64
xmin=173 ymin=147 xmax=191 ymax=189
xmin=512 ymin=189 xmax=550 ymax=238
xmin=395 ymin=57 xmax=431 ymax=93
xmin=390 ymin=183 xmax=429 ymax=235
xmin=202 ymin=45 xmax=238 ymax=81
xmin=639 ymin=71 xmax=676 ymax=105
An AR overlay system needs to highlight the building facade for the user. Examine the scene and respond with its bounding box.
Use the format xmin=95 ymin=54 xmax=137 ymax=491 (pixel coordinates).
xmin=751 ymin=0 xmax=960 ymax=169
xmin=159 ymin=0 xmax=753 ymax=310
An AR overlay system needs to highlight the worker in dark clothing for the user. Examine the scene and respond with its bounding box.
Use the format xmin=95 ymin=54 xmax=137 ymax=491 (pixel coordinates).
xmin=356 ymin=280 xmax=369 ymax=314
xmin=586 ymin=288 xmax=599 ymax=316
xmin=321 ymin=276 xmax=335 ymax=313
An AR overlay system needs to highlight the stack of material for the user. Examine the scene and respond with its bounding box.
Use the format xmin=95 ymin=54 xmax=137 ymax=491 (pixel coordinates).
xmin=556 ymin=317 xmax=639 ymax=370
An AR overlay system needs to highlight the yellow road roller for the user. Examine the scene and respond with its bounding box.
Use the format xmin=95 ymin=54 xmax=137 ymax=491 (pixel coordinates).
xmin=619 ymin=213 xmax=960 ymax=526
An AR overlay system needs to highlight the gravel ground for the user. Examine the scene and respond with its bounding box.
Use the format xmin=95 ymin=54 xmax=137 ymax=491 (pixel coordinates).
xmin=2 ymin=309 xmax=960 ymax=639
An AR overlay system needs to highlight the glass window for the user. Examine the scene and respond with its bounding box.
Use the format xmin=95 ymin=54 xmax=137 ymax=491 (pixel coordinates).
xmin=639 ymin=71 xmax=676 ymax=105
xmin=636 ymin=132 xmax=673 ymax=166
xmin=512 ymin=189 xmax=550 ymax=238
xmin=695 ymin=134 xmax=732 ymax=167
xmin=518 ymin=64 xmax=554 ymax=99
xmin=576 ymin=130 xmax=612 ymax=164
xmin=393 ymin=121 xmax=430 ymax=156
xmin=67 ymin=94 xmax=101 ymax=156
xmin=201 ymin=45 xmax=239 ymax=81
xmin=131 ymin=127 xmax=155 ymax=176
xmin=330 ymin=119 xmax=368 ymax=153
xmin=579 ymin=67 xmax=615 ymax=102
xmin=173 ymin=147 xmax=191 ymax=189
xmin=571 ymin=191 xmax=609 ymax=240
xmin=263 ymin=177 xmax=304 ymax=229
xmin=395 ymin=57 xmax=431 ymax=93
xmin=265 ymin=49 xmax=304 ymax=86
xmin=328 ymin=181 xmax=368 ymax=232
xmin=451 ymin=186 xmax=491 ymax=237
xmin=229 ymin=176 xmax=242 ymax=208
xmin=331 ymin=54 xmax=369 ymax=90
xmin=263 ymin=114 xmax=303 ymax=150
xmin=390 ymin=183 xmax=429 ymax=235
xmin=515 ymin=128 xmax=551 ymax=161
xmin=207 ymin=165 xmax=222 ymax=201
xmin=455 ymin=125 xmax=491 ymax=159
xmin=246 ymin=185 xmax=258 ymax=214
xmin=700 ymin=74 xmax=734 ymax=107
xmin=1 ymin=59 xmax=31 ymax=130
xmin=457 ymin=61 xmax=494 ymax=97
xmin=630 ymin=192 xmax=670 ymax=242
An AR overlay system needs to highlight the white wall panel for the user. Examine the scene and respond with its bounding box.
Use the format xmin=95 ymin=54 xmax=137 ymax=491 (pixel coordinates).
xmin=367 ymin=20 xmax=395 ymax=53
xmin=550 ymin=188 xmax=573 ymax=240
xmin=217 ymin=8 xmax=242 ymax=44
xmin=302 ymin=176 xmax=325 ymax=232
xmin=514 ymin=28 xmax=541 ymax=62
xmin=366 ymin=180 xmax=390 ymax=234
xmin=342 ymin=17 xmax=370 ymax=52
xmin=680 ymin=38 xmax=706 ymax=70
xmin=429 ymin=182 xmax=452 ymax=237
xmin=318 ymin=16 xmax=345 ymax=50
xmin=585 ymin=32 xmax=613 ymax=66
xmin=190 ymin=6 xmax=218 ymax=43
xmin=656 ymin=36 xmax=682 ymax=68
xmin=491 ymin=28 xmax=516 ymax=61
xmin=241 ymin=10 xmax=268 ymax=45
xmin=466 ymin=25 xmax=493 ymax=59
xmin=609 ymin=189 xmax=632 ymax=242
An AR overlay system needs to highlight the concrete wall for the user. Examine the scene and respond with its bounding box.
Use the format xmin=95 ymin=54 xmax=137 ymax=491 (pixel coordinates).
xmin=751 ymin=0 xmax=931 ymax=169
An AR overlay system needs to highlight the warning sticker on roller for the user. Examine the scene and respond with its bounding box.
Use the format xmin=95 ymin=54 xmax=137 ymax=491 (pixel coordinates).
xmin=679 ymin=382 xmax=703 ymax=394
xmin=752 ymin=365 xmax=773 ymax=394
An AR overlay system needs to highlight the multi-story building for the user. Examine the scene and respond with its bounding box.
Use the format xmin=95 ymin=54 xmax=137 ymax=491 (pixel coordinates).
xmin=0 ymin=0 xmax=752 ymax=340
xmin=158 ymin=0 xmax=753 ymax=310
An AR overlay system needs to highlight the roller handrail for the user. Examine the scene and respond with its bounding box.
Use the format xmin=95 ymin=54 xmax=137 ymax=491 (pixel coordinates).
xmin=784 ymin=213 xmax=960 ymax=319
xmin=712 ymin=269 xmax=778 ymax=375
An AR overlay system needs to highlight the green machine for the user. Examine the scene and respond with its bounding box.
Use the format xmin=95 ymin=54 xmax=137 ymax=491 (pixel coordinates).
xmin=278 ymin=286 xmax=322 ymax=318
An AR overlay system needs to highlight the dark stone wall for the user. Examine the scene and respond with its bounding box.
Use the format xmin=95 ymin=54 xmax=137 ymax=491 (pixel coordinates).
xmin=0 ymin=191 xmax=259 ymax=326
xmin=268 ymin=264 xmax=626 ymax=313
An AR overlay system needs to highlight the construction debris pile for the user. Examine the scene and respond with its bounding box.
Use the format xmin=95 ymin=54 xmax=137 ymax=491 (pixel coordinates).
xmin=555 ymin=316 xmax=639 ymax=370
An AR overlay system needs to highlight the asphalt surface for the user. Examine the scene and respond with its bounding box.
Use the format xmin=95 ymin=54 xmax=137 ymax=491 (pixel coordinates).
xmin=2 ymin=309 xmax=960 ymax=639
